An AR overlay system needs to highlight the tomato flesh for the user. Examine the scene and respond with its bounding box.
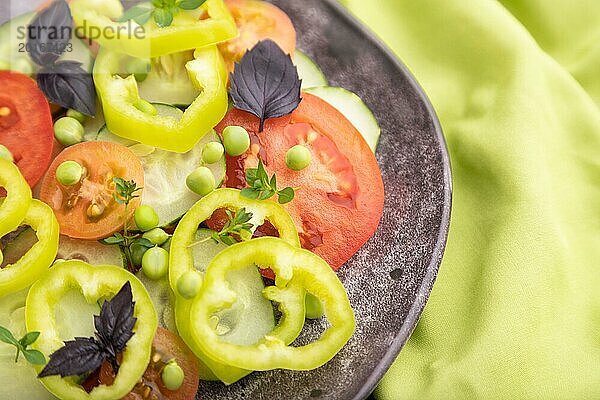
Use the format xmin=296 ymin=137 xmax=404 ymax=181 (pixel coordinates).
xmin=0 ymin=71 xmax=54 ymax=189
xmin=220 ymin=0 xmax=296 ymax=72
xmin=84 ymin=328 xmax=199 ymax=400
xmin=217 ymin=93 xmax=385 ymax=269
xmin=39 ymin=142 xmax=145 ymax=240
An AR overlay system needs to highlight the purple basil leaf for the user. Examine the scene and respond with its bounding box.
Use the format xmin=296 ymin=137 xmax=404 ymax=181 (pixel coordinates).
xmin=94 ymin=281 xmax=137 ymax=358
xmin=38 ymin=337 xmax=105 ymax=378
xmin=230 ymin=40 xmax=302 ymax=132
xmin=28 ymin=0 xmax=73 ymax=66
xmin=37 ymin=61 xmax=96 ymax=116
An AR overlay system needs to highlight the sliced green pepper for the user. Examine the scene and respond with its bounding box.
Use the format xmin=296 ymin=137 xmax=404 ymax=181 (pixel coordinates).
xmin=70 ymin=0 xmax=237 ymax=59
xmin=190 ymin=237 xmax=355 ymax=371
xmin=169 ymin=188 xmax=301 ymax=384
xmin=1 ymin=159 xmax=59 ymax=298
xmin=94 ymin=45 xmax=228 ymax=153
xmin=26 ymin=261 xmax=158 ymax=400
xmin=0 ymin=158 xmax=32 ymax=238
xmin=0 ymin=200 xmax=59 ymax=298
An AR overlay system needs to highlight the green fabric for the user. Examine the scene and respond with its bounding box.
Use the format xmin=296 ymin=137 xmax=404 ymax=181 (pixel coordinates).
xmin=341 ymin=0 xmax=600 ymax=398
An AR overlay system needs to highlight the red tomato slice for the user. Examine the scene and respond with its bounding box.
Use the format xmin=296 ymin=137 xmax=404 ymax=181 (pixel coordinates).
xmin=216 ymin=93 xmax=385 ymax=270
xmin=39 ymin=142 xmax=145 ymax=240
xmin=220 ymin=0 xmax=296 ymax=72
xmin=0 ymin=71 xmax=54 ymax=188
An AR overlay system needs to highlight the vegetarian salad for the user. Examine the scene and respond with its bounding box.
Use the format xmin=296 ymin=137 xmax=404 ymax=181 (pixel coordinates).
xmin=0 ymin=0 xmax=385 ymax=399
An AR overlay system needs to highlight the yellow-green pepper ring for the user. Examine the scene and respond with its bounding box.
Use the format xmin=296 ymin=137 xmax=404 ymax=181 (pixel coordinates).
xmin=190 ymin=237 xmax=356 ymax=371
xmin=26 ymin=261 xmax=158 ymax=400
xmin=70 ymin=0 xmax=237 ymax=58
xmin=0 ymin=199 xmax=59 ymax=297
xmin=169 ymin=188 xmax=301 ymax=384
xmin=94 ymin=45 xmax=228 ymax=153
xmin=0 ymin=158 xmax=32 ymax=238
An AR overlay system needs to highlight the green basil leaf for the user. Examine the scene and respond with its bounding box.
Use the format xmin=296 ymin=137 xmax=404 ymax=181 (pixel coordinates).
xmin=101 ymin=236 xmax=125 ymax=245
xmin=116 ymin=4 xmax=153 ymax=25
xmin=240 ymin=188 xmax=260 ymax=200
xmin=23 ymin=349 xmax=46 ymax=365
xmin=277 ymin=187 xmax=295 ymax=204
xmin=19 ymin=332 xmax=40 ymax=347
xmin=178 ymin=0 xmax=208 ymax=10
xmin=0 ymin=326 xmax=18 ymax=346
xmin=153 ymin=8 xmax=174 ymax=27
xmin=134 ymin=238 xmax=155 ymax=249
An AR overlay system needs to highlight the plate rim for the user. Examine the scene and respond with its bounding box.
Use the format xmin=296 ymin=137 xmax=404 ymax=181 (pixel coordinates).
xmin=314 ymin=1 xmax=453 ymax=398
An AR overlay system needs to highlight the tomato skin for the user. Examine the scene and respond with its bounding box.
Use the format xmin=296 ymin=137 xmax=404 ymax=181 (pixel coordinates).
xmin=220 ymin=0 xmax=296 ymax=72
xmin=217 ymin=93 xmax=385 ymax=270
xmin=0 ymin=71 xmax=54 ymax=188
xmin=39 ymin=142 xmax=145 ymax=240
xmin=124 ymin=328 xmax=200 ymax=400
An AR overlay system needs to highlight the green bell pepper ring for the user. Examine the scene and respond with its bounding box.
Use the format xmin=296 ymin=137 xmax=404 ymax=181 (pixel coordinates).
xmin=190 ymin=237 xmax=355 ymax=371
xmin=26 ymin=261 xmax=158 ymax=400
xmin=0 ymin=158 xmax=32 ymax=238
xmin=94 ymin=45 xmax=228 ymax=153
xmin=169 ymin=188 xmax=301 ymax=384
xmin=70 ymin=0 xmax=237 ymax=59
xmin=0 ymin=199 xmax=59 ymax=298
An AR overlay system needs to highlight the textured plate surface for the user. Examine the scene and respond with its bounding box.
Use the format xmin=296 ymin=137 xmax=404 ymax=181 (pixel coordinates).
xmin=1 ymin=1 xmax=452 ymax=399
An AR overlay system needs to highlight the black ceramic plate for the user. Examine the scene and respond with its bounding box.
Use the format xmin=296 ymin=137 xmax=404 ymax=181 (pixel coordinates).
xmin=2 ymin=1 xmax=451 ymax=399
xmin=199 ymin=1 xmax=452 ymax=399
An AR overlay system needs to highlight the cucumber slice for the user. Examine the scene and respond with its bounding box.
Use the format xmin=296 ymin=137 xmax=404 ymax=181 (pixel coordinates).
xmin=0 ymin=12 xmax=94 ymax=73
xmin=192 ymin=229 xmax=275 ymax=346
xmin=1 ymin=228 xmax=125 ymax=269
xmin=57 ymin=236 xmax=126 ymax=267
xmin=96 ymin=107 xmax=226 ymax=227
xmin=0 ymin=289 xmax=57 ymax=400
xmin=82 ymin=104 xmax=106 ymax=142
xmin=296 ymin=50 xmax=328 ymax=89
xmin=137 ymin=51 xmax=201 ymax=107
xmin=305 ymin=86 xmax=381 ymax=152
xmin=136 ymin=271 xmax=177 ymax=332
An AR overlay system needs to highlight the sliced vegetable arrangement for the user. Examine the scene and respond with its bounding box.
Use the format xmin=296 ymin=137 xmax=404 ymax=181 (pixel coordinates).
xmin=0 ymin=0 xmax=384 ymax=398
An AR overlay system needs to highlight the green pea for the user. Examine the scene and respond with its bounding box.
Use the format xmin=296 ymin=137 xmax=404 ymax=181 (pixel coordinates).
xmin=54 ymin=117 xmax=84 ymax=147
xmin=0 ymin=144 xmax=13 ymax=162
xmin=161 ymin=361 xmax=185 ymax=391
xmin=186 ymin=167 xmax=215 ymax=196
xmin=133 ymin=99 xmax=158 ymax=116
xmin=305 ymin=293 xmax=324 ymax=320
xmin=12 ymin=58 xmax=33 ymax=76
xmin=56 ymin=161 xmax=83 ymax=186
xmin=127 ymin=58 xmax=151 ymax=82
xmin=202 ymin=141 xmax=225 ymax=164
xmin=177 ymin=271 xmax=202 ymax=299
xmin=285 ymin=145 xmax=312 ymax=171
xmin=222 ymin=126 xmax=250 ymax=157
xmin=134 ymin=205 xmax=160 ymax=232
xmin=130 ymin=242 xmax=149 ymax=267
xmin=66 ymin=109 xmax=86 ymax=124
xmin=143 ymin=228 xmax=170 ymax=246
xmin=141 ymin=246 xmax=169 ymax=281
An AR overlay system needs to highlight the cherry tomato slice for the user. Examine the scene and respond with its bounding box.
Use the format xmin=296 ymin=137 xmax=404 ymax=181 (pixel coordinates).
xmin=217 ymin=93 xmax=385 ymax=270
xmin=39 ymin=142 xmax=145 ymax=240
xmin=0 ymin=71 xmax=54 ymax=189
xmin=220 ymin=0 xmax=296 ymax=72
